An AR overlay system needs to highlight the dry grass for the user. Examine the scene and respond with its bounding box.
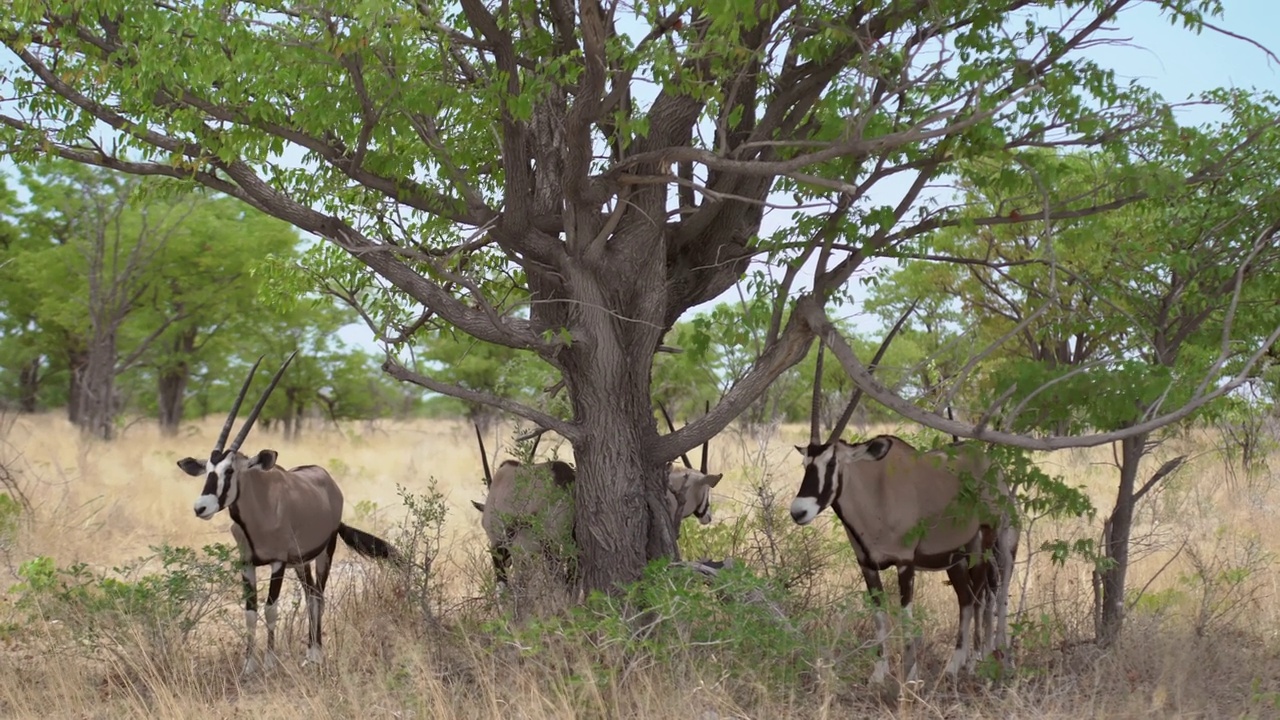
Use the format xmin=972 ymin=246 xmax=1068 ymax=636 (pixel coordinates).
xmin=1 ymin=412 xmax=1279 ymax=718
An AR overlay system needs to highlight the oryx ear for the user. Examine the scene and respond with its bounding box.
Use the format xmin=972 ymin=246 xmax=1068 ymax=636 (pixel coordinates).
xmin=702 ymin=473 xmax=724 ymax=488
xmin=471 ymin=500 xmax=486 ymax=513
xmin=794 ymin=445 xmax=806 ymax=455
xmin=250 ymin=449 xmax=278 ymax=470
xmin=864 ymin=436 xmax=893 ymax=461
xmin=177 ymin=457 xmax=205 ymax=477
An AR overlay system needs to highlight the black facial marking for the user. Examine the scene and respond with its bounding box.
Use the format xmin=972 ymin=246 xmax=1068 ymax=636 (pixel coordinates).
xmin=200 ymin=471 xmax=220 ymax=502
xmin=218 ymin=467 xmax=234 ymax=508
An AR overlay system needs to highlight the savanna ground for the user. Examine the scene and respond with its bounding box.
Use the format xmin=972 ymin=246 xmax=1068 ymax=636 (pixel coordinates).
xmin=1 ymin=412 xmax=1279 ymax=719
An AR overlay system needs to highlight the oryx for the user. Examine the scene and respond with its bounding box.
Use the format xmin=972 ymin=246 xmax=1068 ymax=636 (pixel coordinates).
xmin=470 ymin=423 xmax=723 ymax=592
xmin=790 ymin=431 xmax=1019 ymax=683
xmin=176 ymin=353 xmax=399 ymax=674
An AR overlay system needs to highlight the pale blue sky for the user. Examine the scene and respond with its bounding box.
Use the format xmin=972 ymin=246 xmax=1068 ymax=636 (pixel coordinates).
xmin=1 ymin=2 xmax=1276 ymax=353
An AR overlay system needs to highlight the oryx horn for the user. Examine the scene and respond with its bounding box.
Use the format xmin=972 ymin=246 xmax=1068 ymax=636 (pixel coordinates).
xmin=823 ymin=298 xmax=919 ymax=446
xmin=474 ymin=422 xmax=493 ymax=487
xmin=656 ymin=401 xmax=694 ymax=469
xmin=228 ymin=351 xmax=297 ymax=453
xmin=215 ymin=355 xmax=264 ymax=456
xmin=809 ymin=343 xmax=825 ymax=444
xmin=700 ymin=399 xmax=710 ymax=473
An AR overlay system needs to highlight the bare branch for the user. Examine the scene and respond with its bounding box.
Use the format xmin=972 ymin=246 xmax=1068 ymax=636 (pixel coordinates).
xmin=382 ymin=357 xmax=576 ymax=441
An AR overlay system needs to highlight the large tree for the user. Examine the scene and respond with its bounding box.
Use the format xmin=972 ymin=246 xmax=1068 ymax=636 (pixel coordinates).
xmin=4 ymin=0 xmax=1278 ymax=593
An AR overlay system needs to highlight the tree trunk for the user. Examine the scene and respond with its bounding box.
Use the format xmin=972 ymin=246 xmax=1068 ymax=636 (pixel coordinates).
xmin=157 ymin=367 xmax=188 ymax=436
xmin=561 ymin=298 xmax=676 ymax=592
xmin=66 ymin=347 xmax=89 ymax=426
xmin=157 ymin=329 xmax=196 ymax=436
xmin=17 ymin=357 xmax=40 ymax=413
xmin=1095 ymin=432 xmax=1147 ymax=644
xmin=77 ymin=332 xmax=119 ymax=440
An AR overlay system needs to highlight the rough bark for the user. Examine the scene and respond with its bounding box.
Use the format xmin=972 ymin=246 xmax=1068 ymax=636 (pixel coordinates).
xmin=156 ymin=366 xmax=188 ymax=436
xmin=553 ymin=248 xmax=677 ymax=589
xmin=157 ymin=328 xmax=196 ymax=436
xmin=17 ymin=357 xmax=40 ymax=413
xmin=66 ymin=347 xmax=88 ymax=426
xmin=1095 ymin=432 xmax=1146 ymax=644
xmin=77 ymin=331 xmax=119 ymax=440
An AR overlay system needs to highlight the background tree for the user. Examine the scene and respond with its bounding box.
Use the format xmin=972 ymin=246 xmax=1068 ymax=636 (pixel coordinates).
xmin=4 ymin=0 xmax=1279 ymax=599
xmin=854 ymin=115 xmax=1280 ymax=641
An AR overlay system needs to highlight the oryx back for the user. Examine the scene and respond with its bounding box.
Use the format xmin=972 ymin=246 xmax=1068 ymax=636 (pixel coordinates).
xmin=481 ymin=460 xmax=576 ymax=558
xmin=233 ymin=464 xmax=344 ymax=565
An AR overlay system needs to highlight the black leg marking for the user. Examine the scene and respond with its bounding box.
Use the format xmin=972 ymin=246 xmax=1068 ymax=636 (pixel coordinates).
xmin=241 ymin=562 xmax=259 ymax=673
xmin=945 ymin=558 xmax=979 ymax=676
xmin=264 ymin=562 xmax=285 ymax=660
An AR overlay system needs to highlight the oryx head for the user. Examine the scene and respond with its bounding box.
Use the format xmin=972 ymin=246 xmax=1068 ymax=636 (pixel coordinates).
xmin=655 ymin=400 xmax=721 ymax=525
xmin=789 ymin=436 xmax=892 ymax=525
xmin=177 ymin=352 xmax=296 ymax=520
xmin=666 ymin=463 xmax=723 ymax=525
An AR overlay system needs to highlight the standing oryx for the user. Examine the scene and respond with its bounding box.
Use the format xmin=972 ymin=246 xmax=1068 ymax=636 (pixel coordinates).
xmin=791 ymin=434 xmax=1018 ymax=682
xmin=470 ymin=422 xmax=723 ymax=593
xmin=176 ymin=353 xmax=399 ymax=674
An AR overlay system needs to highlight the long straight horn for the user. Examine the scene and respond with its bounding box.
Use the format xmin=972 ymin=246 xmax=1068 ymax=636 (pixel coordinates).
xmin=809 ymin=343 xmax=825 ymax=444
xmin=824 ymin=299 xmax=919 ymax=445
xmin=529 ymin=428 xmax=542 ymax=460
xmin=474 ymin=422 xmax=493 ymax=487
xmin=215 ymin=355 xmax=264 ymax=454
xmin=699 ymin=399 xmax=710 ymax=474
xmin=228 ymin=351 xmax=296 ymax=452
xmin=657 ymin=401 xmax=693 ymax=469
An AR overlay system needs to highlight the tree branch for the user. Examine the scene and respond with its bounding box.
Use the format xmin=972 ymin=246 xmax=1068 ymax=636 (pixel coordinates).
xmin=381 ymin=357 xmax=577 ymax=441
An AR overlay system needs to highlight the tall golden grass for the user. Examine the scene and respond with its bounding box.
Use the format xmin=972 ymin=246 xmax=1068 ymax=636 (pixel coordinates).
xmin=1 ymin=412 xmax=1278 ymax=718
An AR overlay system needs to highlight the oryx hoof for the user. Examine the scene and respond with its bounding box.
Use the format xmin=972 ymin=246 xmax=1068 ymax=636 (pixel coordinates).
xmin=302 ymin=645 xmax=324 ymax=667
xmin=262 ymin=650 xmax=280 ymax=671
xmin=869 ymin=659 xmax=890 ymax=684
xmin=241 ymin=655 xmax=261 ymax=677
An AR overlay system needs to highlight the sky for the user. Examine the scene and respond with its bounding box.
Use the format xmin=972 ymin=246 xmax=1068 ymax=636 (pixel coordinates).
xmin=1 ymin=1 xmax=1278 ymax=355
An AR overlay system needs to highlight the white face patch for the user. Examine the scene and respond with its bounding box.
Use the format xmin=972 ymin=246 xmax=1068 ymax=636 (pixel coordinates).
xmin=789 ymin=496 xmax=821 ymax=525
xmin=194 ymin=494 xmax=220 ymax=520
xmin=193 ymin=455 xmax=239 ymax=519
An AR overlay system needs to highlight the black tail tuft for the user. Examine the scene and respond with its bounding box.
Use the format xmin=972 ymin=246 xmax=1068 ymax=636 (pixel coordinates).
xmin=338 ymin=523 xmax=398 ymax=561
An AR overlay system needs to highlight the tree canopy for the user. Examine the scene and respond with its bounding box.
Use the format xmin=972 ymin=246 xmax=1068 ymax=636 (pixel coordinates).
xmin=4 ymin=0 xmax=1279 ymax=593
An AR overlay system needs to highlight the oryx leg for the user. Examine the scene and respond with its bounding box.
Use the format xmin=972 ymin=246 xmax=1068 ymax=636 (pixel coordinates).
xmin=239 ymin=561 xmax=260 ymax=676
xmin=860 ymin=566 xmax=892 ymax=684
xmin=993 ymin=527 xmax=1017 ymax=667
xmin=230 ymin=524 xmax=261 ymax=675
xmin=263 ymin=561 xmax=285 ymax=669
xmin=944 ymin=560 xmax=977 ymax=678
xmin=298 ymin=535 xmax=337 ymax=666
xmin=897 ymin=565 xmax=920 ymax=683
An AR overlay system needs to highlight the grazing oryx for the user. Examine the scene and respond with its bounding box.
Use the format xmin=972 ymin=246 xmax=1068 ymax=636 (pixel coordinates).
xmin=791 ymin=433 xmax=1019 ymax=683
xmin=177 ymin=353 xmax=399 ymax=674
xmin=470 ymin=423 xmax=723 ymax=591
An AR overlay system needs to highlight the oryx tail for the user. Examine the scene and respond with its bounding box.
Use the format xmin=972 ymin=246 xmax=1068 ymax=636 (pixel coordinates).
xmin=338 ymin=523 xmax=398 ymax=561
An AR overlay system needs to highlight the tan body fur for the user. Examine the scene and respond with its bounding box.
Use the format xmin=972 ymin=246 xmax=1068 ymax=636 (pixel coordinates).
xmin=472 ymin=459 xmax=721 ymax=591
xmin=229 ymin=464 xmax=344 ymax=565
xmin=791 ymin=434 xmax=1018 ymax=683
xmin=836 ymin=439 xmax=1013 ymax=566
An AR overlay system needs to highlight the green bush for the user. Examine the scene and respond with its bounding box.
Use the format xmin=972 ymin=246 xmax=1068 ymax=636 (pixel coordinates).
xmin=482 ymin=558 xmax=858 ymax=696
xmin=9 ymin=543 xmax=239 ymax=661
